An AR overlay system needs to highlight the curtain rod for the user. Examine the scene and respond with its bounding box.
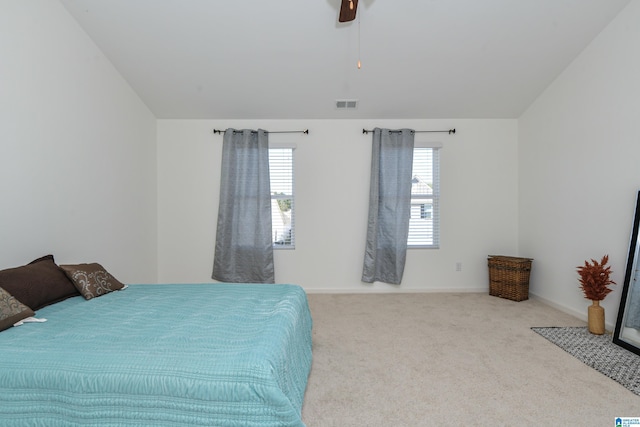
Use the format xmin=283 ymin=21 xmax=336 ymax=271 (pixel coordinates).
xmin=362 ymin=128 xmax=455 ymax=135
xmin=213 ymin=129 xmax=309 ymax=135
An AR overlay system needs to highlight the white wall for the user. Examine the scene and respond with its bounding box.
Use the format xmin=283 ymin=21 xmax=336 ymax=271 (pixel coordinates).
xmin=157 ymin=119 xmax=518 ymax=292
xmin=0 ymin=0 xmax=158 ymax=283
xmin=519 ymin=1 xmax=640 ymax=326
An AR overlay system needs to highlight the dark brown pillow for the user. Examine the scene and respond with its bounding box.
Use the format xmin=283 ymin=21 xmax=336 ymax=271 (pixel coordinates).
xmin=0 ymin=255 xmax=80 ymax=310
xmin=60 ymin=263 xmax=125 ymax=300
xmin=0 ymin=287 xmax=36 ymax=332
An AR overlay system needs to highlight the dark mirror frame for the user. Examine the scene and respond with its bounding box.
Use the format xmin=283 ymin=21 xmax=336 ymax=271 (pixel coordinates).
xmin=613 ymin=191 xmax=640 ymax=356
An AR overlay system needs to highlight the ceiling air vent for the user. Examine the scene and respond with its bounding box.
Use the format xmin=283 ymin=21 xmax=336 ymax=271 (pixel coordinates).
xmin=336 ymin=99 xmax=358 ymax=109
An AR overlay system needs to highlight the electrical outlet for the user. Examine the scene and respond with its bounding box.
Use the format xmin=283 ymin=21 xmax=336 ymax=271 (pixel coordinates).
xmin=455 ymin=262 xmax=462 ymax=272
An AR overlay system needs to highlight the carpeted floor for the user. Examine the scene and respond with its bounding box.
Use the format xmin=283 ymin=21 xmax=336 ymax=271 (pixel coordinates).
xmin=301 ymin=292 xmax=640 ymax=426
xmin=532 ymin=326 xmax=640 ymax=396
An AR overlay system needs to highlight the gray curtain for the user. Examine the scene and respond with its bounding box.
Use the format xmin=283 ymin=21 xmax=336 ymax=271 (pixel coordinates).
xmin=212 ymin=129 xmax=275 ymax=283
xmin=362 ymin=128 xmax=415 ymax=284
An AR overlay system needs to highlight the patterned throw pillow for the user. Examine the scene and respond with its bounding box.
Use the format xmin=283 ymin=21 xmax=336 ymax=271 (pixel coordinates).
xmin=59 ymin=263 xmax=125 ymax=300
xmin=0 ymin=287 xmax=35 ymax=332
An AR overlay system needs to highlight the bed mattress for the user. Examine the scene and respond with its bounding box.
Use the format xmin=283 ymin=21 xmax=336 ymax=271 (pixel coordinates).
xmin=0 ymin=283 xmax=312 ymax=426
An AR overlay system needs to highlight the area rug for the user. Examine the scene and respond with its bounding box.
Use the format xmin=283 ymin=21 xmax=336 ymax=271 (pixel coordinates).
xmin=531 ymin=326 xmax=640 ymax=396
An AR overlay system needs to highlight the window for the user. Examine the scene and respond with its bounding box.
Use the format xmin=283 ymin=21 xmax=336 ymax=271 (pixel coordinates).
xmin=269 ymin=147 xmax=295 ymax=248
xmin=408 ymin=146 xmax=440 ymax=248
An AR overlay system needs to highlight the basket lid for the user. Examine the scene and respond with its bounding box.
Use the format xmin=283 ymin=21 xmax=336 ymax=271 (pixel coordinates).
xmin=488 ymin=255 xmax=533 ymax=262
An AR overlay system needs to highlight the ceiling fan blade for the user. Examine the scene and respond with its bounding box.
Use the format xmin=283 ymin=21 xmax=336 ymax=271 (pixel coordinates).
xmin=339 ymin=0 xmax=358 ymax=22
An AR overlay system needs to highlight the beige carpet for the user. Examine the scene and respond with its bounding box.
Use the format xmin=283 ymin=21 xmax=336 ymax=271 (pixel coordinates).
xmin=301 ymin=292 xmax=640 ymax=426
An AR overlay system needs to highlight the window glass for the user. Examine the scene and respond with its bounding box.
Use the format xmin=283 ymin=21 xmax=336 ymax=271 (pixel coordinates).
xmin=409 ymin=147 xmax=440 ymax=248
xmin=269 ymin=148 xmax=295 ymax=248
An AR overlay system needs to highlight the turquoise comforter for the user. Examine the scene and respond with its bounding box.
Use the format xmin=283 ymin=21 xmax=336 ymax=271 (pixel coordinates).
xmin=0 ymin=284 xmax=312 ymax=426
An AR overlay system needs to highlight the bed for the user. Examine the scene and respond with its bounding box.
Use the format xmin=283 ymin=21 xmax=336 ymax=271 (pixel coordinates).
xmin=0 ymin=282 xmax=313 ymax=426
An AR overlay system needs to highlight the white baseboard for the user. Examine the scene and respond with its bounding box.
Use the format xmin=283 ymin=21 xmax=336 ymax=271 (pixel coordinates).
xmin=528 ymin=292 xmax=585 ymax=320
xmin=303 ymin=287 xmax=487 ymax=294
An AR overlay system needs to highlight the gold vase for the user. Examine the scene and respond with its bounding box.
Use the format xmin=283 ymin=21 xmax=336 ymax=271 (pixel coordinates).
xmin=587 ymin=300 xmax=605 ymax=335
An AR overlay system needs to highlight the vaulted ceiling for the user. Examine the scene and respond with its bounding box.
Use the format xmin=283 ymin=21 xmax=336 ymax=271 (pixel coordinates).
xmin=60 ymin=0 xmax=631 ymax=119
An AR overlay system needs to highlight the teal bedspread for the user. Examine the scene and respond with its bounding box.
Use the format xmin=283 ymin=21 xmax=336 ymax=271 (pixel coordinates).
xmin=0 ymin=284 xmax=312 ymax=426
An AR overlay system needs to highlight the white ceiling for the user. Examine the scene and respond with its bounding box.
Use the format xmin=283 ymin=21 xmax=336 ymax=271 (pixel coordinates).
xmin=60 ymin=0 xmax=631 ymax=119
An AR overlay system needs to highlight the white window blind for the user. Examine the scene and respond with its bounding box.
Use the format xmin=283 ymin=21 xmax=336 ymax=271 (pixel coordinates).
xmin=409 ymin=146 xmax=440 ymax=248
xmin=269 ymin=147 xmax=295 ymax=248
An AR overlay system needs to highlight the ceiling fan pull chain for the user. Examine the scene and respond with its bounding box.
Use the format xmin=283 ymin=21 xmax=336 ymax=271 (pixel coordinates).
xmin=357 ymin=7 xmax=361 ymax=69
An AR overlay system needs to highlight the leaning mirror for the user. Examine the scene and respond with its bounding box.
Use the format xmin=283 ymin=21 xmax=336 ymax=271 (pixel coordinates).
xmin=613 ymin=191 xmax=640 ymax=356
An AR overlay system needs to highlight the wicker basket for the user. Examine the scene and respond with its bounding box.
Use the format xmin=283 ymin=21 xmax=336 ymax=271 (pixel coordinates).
xmin=488 ymin=255 xmax=533 ymax=302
